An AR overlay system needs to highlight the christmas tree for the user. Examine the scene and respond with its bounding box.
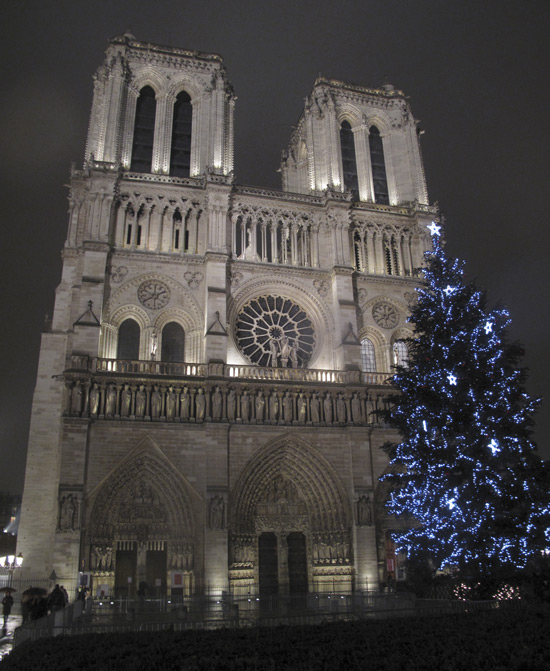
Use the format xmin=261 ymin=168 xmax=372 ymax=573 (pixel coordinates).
xmin=384 ymin=221 xmax=550 ymax=583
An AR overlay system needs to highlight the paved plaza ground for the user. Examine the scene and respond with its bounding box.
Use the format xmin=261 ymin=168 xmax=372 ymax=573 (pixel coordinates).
xmin=0 ymin=611 xmax=22 ymax=662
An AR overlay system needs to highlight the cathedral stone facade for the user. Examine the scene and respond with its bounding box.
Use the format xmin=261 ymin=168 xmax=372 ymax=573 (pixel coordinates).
xmin=18 ymin=33 xmax=436 ymax=598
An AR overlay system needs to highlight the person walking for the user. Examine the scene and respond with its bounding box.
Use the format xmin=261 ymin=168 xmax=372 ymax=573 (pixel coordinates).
xmin=47 ymin=584 xmax=66 ymax=613
xmin=2 ymin=593 xmax=14 ymax=634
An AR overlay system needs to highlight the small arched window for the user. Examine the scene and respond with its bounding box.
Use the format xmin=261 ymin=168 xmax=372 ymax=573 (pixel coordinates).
xmin=384 ymin=237 xmax=393 ymax=275
xmin=340 ymin=121 xmax=359 ymax=198
xmin=353 ymin=232 xmax=362 ymax=271
xmin=392 ymin=340 xmax=408 ymax=368
xmin=392 ymin=239 xmax=400 ymax=276
xmin=161 ymin=322 xmax=185 ymax=362
xmin=361 ymin=338 xmax=377 ymax=372
xmin=170 ymin=91 xmax=192 ymax=177
xmin=130 ymin=86 xmax=156 ymax=173
xmin=172 ymin=209 xmax=184 ymax=252
xmin=117 ymin=318 xmax=140 ymax=360
xmin=369 ymin=126 xmax=389 ymax=204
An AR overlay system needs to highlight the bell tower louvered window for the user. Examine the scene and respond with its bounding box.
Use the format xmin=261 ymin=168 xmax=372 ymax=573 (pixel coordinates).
xmin=117 ymin=319 xmax=140 ymax=360
xmin=170 ymin=91 xmax=192 ymax=177
xmin=369 ymin=126 xmax=389 ymax=204
xmin=340 ymin=121 xmax=359 ymax=198
xmin=130 ymin=86 xmax=156 ymax=173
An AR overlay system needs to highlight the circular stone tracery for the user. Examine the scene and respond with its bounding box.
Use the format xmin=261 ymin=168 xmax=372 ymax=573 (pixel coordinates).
xmin=137 ymin=280 xmax=170 ymax=310
xmin=372 ymin=301 xmax=398 ymax=329
xmin=235 ymin=296 xmax=315 ymax=368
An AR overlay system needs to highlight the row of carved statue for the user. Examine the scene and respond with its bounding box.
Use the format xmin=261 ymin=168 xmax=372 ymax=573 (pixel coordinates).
xmin=66 ymin=379 xmax=391 ymax=425
xmin=88 ymin=521 xmax=371 ymax=572
xmin=90 ymin=542 xmax=195 ymax=572
xmin=312 ymin=532 xmax=351 ymax=565
xmin=230 ymin=531 xmax=352 ymax=567
xmin=91 ymin=535 xmax=354 ymax=572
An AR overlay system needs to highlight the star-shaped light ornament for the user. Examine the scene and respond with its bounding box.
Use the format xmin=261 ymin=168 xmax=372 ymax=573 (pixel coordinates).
xmin=484 ymin=321 xmax=493 ymax=335
xmin=488 ymin=439 xmax=500 ymax=455
xmin=427 ymin=221 xmax=441 ymax=237
xmin=444 ymin=285 xmax=456 ymax=296
xmin=447 ymin=373 xmax=457 ymax=386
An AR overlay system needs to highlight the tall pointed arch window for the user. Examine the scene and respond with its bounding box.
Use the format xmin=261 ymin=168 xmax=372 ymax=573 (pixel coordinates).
xmin=369 ymin=126 xmax=389 ymax=204
xmin=361 ymin=337 xmax=377 ymax=372
xmin=170 ymin=91 xmax=192 ymax=177
xmin=161 ymin=322 xmax=185 ymax=362
xmin=117 ymin=319 xmax=140 ymax=360
xmin=340 ymin=121 xmax=359 ymax=197
xmin=130 ymin=86 xmax=156 ymax=173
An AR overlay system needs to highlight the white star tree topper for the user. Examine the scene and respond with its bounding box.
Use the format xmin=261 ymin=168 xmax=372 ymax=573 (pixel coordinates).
xmin=427 ymin=221 xmax=441 ymax=236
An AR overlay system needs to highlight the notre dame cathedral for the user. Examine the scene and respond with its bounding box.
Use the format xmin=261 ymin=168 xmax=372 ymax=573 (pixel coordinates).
xmin=17 ymin=32 xmax=436 ymax=599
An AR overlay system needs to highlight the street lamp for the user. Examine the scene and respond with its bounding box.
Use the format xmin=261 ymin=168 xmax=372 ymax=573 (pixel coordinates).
xmin=0 ymin=553 xmax=24 ymax=588
xmin=1 ymin=554 xmax=22 ymax=636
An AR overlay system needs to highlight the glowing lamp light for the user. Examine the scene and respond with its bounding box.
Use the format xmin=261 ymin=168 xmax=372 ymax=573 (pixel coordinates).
xmin=444 ymin=285 xmax=456 ymax=296
xmin=1 ymin=555 xmax=15 ymax=568
xmin=484 ymin=321 xmax=493 ymax=334
xmin=448 ymin=498 xmax=456 ymax=510
xmin=447 ymin=374 xmax=457 ymax=386
xmin=0 ymin=551 xmax=23 ymax=585
xmin=422 ymin=420 xmax=427 ymax=432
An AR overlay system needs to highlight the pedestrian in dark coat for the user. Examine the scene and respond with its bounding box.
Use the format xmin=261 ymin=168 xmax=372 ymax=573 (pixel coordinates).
xmin=48 ymin=585 xmax=66 ymax=613
xmin=2 ymin=594 xmax=14 ymax=633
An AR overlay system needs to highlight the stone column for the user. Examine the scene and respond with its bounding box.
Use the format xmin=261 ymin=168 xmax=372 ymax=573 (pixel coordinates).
xmin=270 ymin=220 xmax=278 ymax=264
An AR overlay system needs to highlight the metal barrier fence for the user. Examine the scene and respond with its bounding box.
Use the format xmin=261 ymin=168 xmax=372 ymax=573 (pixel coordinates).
xmin=13 ymin=591 xmax=510 ymax=649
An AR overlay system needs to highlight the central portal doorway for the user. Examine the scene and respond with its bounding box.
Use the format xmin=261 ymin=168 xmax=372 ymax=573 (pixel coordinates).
xmin=146 ymin=549 xmax=167 ymax=597
xmin=258 ymin=531 xmax=309 ymax=605
xmin=287 ymin=532 xmax=308 ymax=594
xmin=115 ymin=548 xmax=136 ymax=598
xmin=258 ymin=532 xmax=278 ymax=599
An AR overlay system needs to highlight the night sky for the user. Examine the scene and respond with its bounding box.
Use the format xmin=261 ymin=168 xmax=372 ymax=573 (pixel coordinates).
xmin=1 ymin=1 xmax=549 ymax=493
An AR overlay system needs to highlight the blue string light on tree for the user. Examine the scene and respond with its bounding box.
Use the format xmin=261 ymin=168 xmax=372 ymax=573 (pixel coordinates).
xmin=382 ymin=219 xmax=550 ymax=588
xmin=488 ymin=439 xmax=500 ymax=456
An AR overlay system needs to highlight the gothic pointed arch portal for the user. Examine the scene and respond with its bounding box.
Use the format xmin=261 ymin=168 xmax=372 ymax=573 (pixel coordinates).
xmin=230 ymin=436 xmax=353 ymax=595
xmin=87 ymin=438 xmax=198 ymax=597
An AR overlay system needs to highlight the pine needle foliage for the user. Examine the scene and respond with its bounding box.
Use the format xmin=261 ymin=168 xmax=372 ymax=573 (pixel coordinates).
xmin=383 ymin=223 xmax=550 ymax=578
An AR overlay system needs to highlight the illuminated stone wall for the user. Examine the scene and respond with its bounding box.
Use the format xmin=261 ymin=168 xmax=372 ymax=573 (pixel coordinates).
xmin=18 ymin=34 xmax=437 ymax=597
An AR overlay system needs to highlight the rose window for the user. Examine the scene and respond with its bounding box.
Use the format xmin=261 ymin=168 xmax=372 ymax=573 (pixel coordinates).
xmin=235 ymin=296 xmax=315 ymax=367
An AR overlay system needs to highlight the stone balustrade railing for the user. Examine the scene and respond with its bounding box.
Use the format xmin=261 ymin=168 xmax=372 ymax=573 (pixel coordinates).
xmin=70 ymin=356 xmax=390 ymax=387
xmin=94 ymin=358 xmax=208 ymax=377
